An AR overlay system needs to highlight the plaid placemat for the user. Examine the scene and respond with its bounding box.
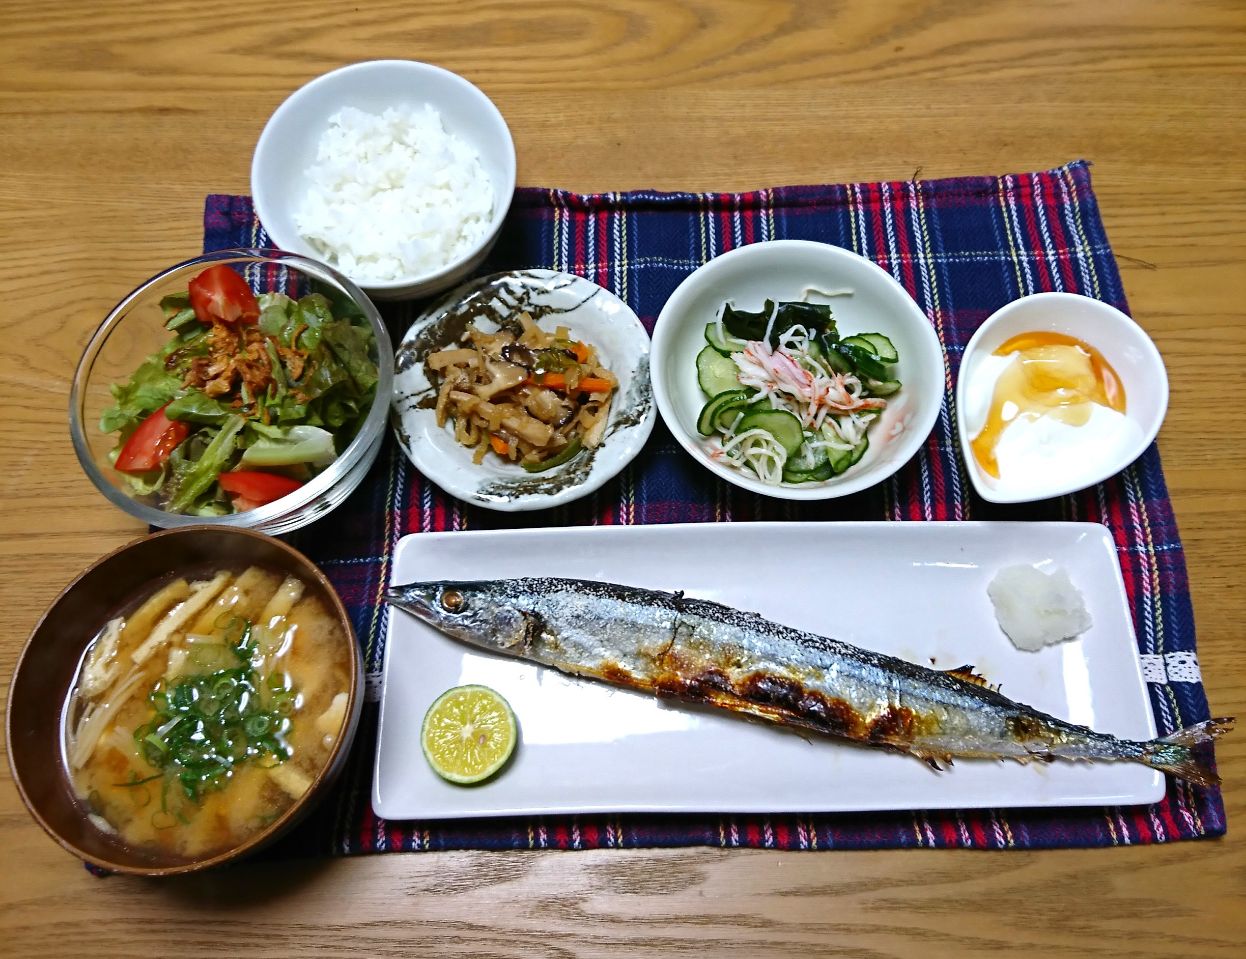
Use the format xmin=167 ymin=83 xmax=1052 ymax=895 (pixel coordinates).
xmin=205 ymin=160 xmax=1225 ymax=852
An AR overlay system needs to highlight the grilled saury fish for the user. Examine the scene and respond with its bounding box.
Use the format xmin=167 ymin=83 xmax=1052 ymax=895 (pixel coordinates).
xmin=386 ymin=577 xmax=1232 ymax=785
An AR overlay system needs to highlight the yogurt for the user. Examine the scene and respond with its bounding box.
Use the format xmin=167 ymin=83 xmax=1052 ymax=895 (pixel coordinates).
xmin=962 ymin=332 xmax=1142 ymax=498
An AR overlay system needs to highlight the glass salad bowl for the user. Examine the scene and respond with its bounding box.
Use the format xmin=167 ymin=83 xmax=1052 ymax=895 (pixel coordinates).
xmin=70 ymin=249 xmax=393 ymax=534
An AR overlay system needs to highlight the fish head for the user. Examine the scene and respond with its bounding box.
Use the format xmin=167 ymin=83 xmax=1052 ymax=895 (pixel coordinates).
xmin=385 ymin=580 xmax=531 ymax=652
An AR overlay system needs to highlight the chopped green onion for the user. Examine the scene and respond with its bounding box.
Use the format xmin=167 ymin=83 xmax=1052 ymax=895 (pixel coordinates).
xmin=112 ymin=772 xmax=162 ymax=788
xmin=134 ymin=617 xmax=298 ymax=804
xmin=244 ymin=714 xmax=271 ymax=737
xmin=144 ymin=732 xmax=169 ymax=754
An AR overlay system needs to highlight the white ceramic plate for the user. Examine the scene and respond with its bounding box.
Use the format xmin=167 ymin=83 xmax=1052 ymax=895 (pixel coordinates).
xmin=374 ymin=522 xmax=1161 ymax=820
xmin=391 ymin=270 xmax=655 ymax=511
xmin=650 ymin=240 xmax=946 ymax=500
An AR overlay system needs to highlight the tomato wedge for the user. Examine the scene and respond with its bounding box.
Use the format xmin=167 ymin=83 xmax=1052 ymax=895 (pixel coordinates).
xmin=114 ymin=403 xmax=191 ymax=473
xmin=188 ymin=265 xmax=260 ymax=325
xmin=217 ymin=470 xmax=303 ymax=507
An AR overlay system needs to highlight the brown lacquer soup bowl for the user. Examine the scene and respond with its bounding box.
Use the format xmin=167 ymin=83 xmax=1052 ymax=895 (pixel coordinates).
xmin=7 ymin=526 xmax=362 ymax=876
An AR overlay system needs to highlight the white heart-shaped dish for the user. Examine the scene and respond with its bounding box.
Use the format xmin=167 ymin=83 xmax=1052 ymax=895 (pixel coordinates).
xmin=955 ymin=292 xmax=1168 ymax=504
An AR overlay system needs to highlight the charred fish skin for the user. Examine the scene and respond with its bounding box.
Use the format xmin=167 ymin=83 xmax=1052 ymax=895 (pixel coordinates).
xmin=386 ymin=577 xmax=1233 ymax=785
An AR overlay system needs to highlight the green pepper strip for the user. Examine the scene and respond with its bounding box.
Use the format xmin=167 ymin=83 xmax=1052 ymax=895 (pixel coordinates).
xmin=522 ymin=437 xmax=584 ymax=473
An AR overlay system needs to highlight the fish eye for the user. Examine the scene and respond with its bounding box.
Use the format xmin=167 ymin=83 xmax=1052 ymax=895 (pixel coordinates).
xmin=440 ymin=589 xmax=466 ymax=613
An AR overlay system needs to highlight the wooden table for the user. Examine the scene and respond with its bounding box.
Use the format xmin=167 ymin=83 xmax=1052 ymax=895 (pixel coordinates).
xmin=2 ymin=1 xmax=1243 ymax=954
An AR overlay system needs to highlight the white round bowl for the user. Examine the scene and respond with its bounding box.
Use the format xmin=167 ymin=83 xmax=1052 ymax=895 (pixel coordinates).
xmin=650 ymin=240 xmax=945 ymax=500
xmin=251 ymin=60 xmax=516 ymax=301
xmin=392 ymin=269 xmax=655 ymax=511
xmin=955 ymin=292 xmax=1168 ymax=504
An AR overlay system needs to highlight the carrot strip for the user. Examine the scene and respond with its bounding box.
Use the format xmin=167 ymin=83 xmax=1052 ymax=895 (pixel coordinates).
xmin=489 ymin=434 xmax=510 ymax=456
xmin=530 ymin=373 xmax=613 ymax=394
xmin=570 ymin=341 xmax=591 ymax=363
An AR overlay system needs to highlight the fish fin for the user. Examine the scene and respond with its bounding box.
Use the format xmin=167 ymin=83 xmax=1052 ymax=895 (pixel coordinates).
xmin=1157 ymin=716 xmax=1235 ymax=748
xmin=943 ymin=664 xmax=997 ymax=691
xmin=1142 ymin=717 xmax=1235 ymax=788
xmin=916 ymin=752 xmax=954 ymax=772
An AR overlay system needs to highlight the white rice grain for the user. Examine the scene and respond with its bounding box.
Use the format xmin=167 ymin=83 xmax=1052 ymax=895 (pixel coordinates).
xmin=294 ymin=105 xmax=494 ymax=282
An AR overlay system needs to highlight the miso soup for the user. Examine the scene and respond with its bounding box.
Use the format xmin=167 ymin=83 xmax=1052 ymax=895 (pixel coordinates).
xmin=63 ymin=566 xmax=352 ymax=859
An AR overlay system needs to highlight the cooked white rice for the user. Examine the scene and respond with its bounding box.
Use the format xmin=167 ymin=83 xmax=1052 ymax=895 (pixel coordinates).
xmin=294 ymin=104 xmax=494 ymax=282
xmin=987 ymin=563 xmax=1092 ymax=652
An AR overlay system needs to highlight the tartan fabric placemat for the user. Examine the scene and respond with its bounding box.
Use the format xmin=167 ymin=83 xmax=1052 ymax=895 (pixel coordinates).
xmin=205 ymin=160 xmax=1225 ymax=852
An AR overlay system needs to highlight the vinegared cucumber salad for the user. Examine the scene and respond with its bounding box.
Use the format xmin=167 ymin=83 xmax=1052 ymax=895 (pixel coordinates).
xmin=696 ymin=297 xmax=901 ymax=484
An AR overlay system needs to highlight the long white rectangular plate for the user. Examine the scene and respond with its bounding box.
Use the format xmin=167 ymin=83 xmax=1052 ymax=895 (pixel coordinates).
xmin=374 ymin=522 xmax=1162 ymax=820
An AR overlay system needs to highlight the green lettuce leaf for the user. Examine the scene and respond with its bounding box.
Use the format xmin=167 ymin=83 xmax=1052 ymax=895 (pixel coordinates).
xmin=258 ymin=293 xmax=294 ymax=341
xmin=158 ymin=291 xmax=198 ymax=331
xmin=293 ymin=294 xmax=333 ymax=350
xmin=256 ymin=292 xmax=333 ymax=351
xmin=107 ymin=446 xmax=169 ymax=497
xmin=165 ymin=390 xmax=233 ymax=425
xmin=99 ymin=348 xmax=182 ymax=434
xmin=167 ymin=415 xmax=246 ymax=513
xmin=239 ymin=424 xmax=337 ymax=468
xmin=320 ymin=320 xmax=379 ymax=394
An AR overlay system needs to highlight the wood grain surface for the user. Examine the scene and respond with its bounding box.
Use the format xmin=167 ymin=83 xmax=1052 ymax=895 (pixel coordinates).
xmin=2 ymin=0 xmax=1244 ymax=955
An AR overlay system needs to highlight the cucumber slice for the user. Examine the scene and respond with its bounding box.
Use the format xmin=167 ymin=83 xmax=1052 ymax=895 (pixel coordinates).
xmin=782 ymin=440 xmax=832 ymax=483
xmin=841 ymin=332 xmax=898 ymax=363
xmin=822 ymin=346 xmax=852 ymax=374
xmin=826 ymin=444 xmax=855 ymax=475
xmin=848 ymin=433 xmax=870 ymax=466
xmin=865 ymin=378 xmax=902 ymax=397
xmin=784 ymin=439 xmax=829 ymax=474
xmin=704 ymin=322 xmax=749 ymax=355
xmin=783 ymin=461 xmax=835 ymax=483
xmin=696 ymin=345 xmax=741 ymax=397
xmin=837 ymin=343 xmax=889 ymax=382
xmin=697 ymin=389 xmax=751 ymax=435
xmin=824 ymin=434 xmax=871 ymax=476
xmin=713 ymin=393 xmax=756 ymax=432
xmin=735 ymin=408 xmax=804 ymax=457
xmin=861 ymin=333 xmax=899 ymax=362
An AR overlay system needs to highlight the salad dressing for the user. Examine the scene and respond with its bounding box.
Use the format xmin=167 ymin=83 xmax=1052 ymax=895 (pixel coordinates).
xmin=970 ymin=332 xmax=1126 ymax=479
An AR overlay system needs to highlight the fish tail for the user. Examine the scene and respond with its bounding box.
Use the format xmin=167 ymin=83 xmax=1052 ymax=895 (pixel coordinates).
xmin=1139 ymin=717 xmax=1235 ymax=787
